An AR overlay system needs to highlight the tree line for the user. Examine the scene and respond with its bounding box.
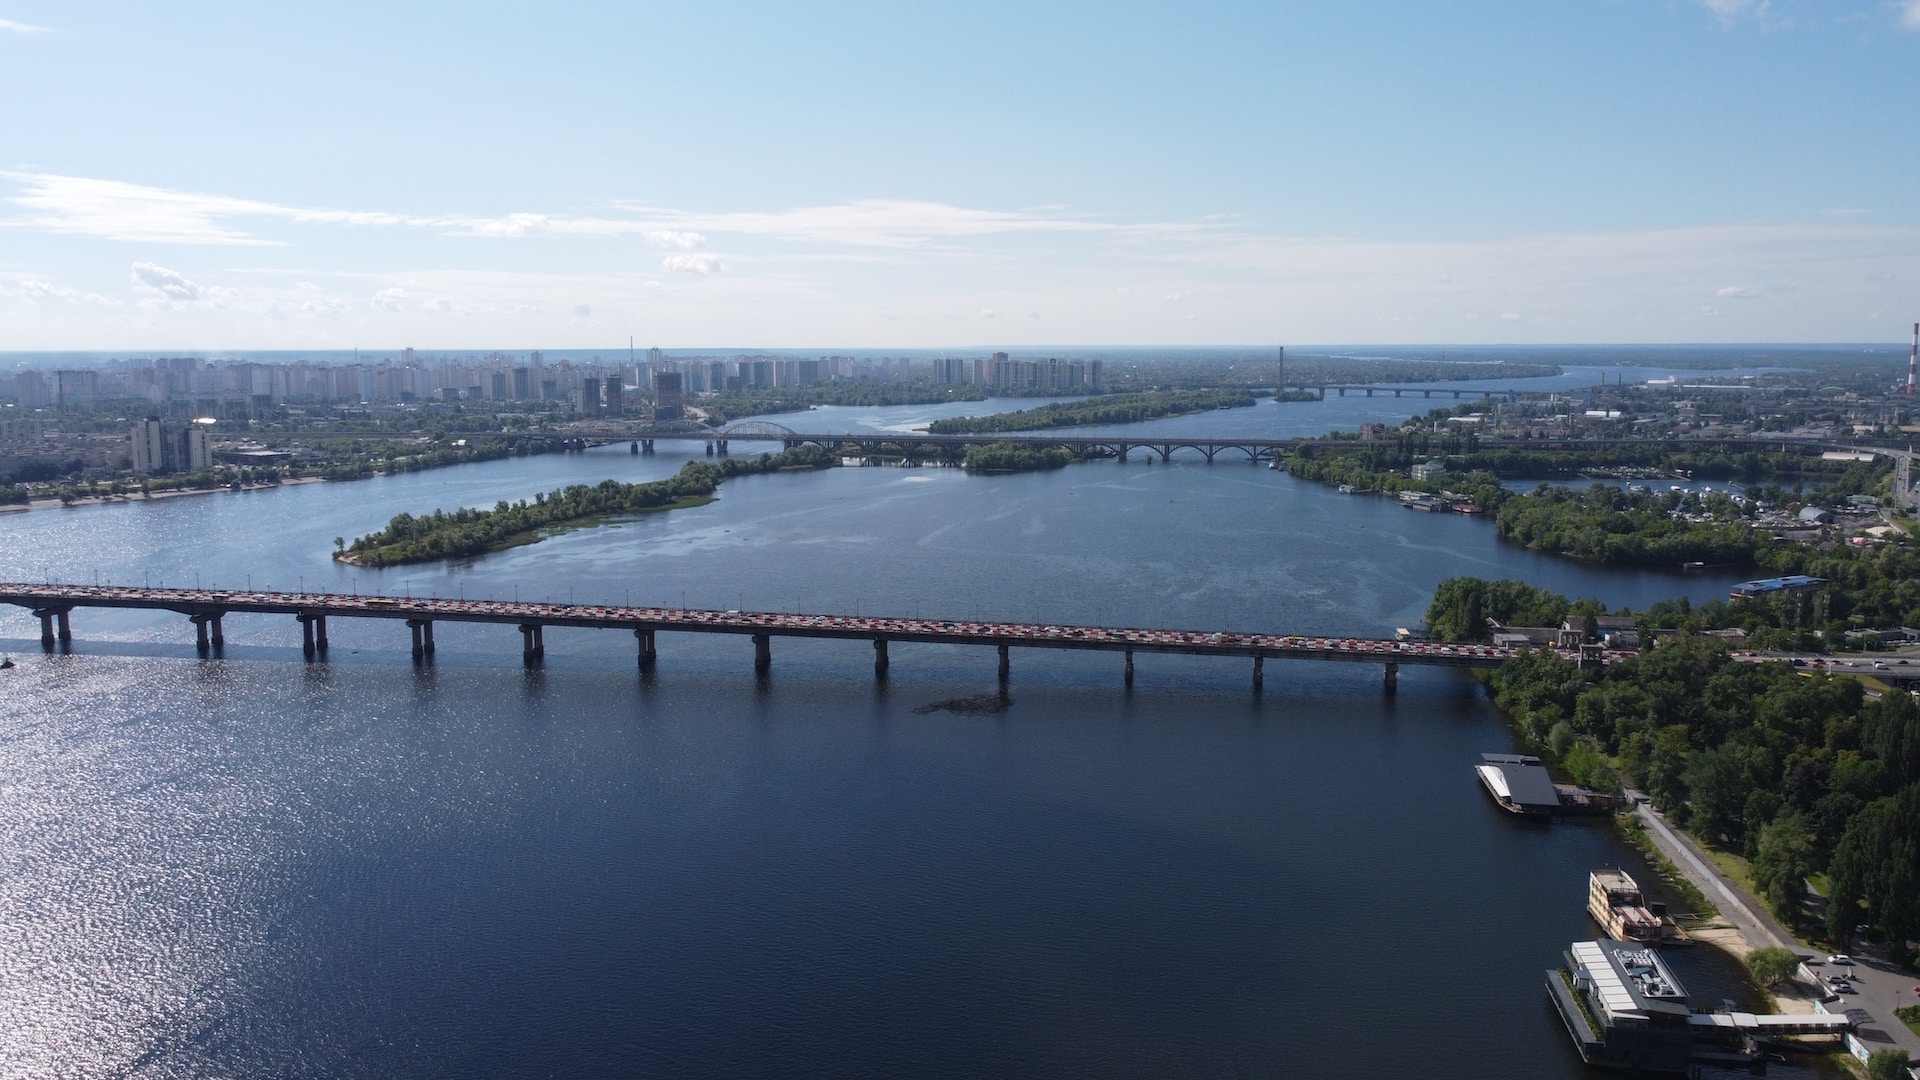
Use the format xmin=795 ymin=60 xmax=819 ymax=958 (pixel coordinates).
xmin=1429 ymin=576 xmax=1920 ymax=958
xmin=926 ymin=389 xmax=1259 ymax=434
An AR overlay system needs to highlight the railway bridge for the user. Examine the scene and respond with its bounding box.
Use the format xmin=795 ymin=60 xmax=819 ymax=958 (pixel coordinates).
xmin=1 ymin=583 xmax=1625 ymax=693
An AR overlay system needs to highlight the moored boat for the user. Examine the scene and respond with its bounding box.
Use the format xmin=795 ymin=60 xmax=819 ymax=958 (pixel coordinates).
xmin=1588 ymin=869 xmax=1685 ymax=943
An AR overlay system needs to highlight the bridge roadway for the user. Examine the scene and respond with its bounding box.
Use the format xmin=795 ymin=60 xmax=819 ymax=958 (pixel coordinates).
xmin=0 ymin=583 xmax=1630 ymax=691
xmin=1280 ymin=383 xmax=1521 ymax=401
xmin=435 ymin=427 xmax=1852 ymax=466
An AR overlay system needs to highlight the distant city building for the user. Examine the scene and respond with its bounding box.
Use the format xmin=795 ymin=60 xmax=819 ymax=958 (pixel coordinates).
xmin=979 ymin=353 xmax=1103 ymax=392
xmin=130 ymin=417 xmax=210 ymax=474
xmin=652 ymin=371 xmax=684 ymax=419
xmin=1411 ymin=459 xmax=1447 ymax=481
xmin=931 ymin=357 xmax=969 ymax=385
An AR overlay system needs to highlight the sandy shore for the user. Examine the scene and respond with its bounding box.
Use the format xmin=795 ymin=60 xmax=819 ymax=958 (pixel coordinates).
xmin=6 ymin=475 xmax=326 ymax=513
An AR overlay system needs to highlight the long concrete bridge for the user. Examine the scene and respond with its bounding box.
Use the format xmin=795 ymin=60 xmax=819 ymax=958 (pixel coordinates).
xmin=0 ymin=583 xmax=1627 ymax=692
xmin=634 ymin=425 xmax=1312 ymax=464
xmin=462 ymin=423 xmax=1851 ymax=465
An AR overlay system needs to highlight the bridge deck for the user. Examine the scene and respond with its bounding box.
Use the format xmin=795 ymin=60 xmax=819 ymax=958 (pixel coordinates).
xmin=1 ymin=584 xmax=1625 ymax=670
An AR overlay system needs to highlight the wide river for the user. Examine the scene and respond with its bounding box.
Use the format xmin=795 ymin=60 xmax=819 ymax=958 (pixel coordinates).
xmin=0 ymin=390 xmax=1820 ymax=1078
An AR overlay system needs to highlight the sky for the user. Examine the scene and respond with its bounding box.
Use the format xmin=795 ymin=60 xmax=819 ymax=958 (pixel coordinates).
xmin=1 ymin=0 xmax=1918 ymax=351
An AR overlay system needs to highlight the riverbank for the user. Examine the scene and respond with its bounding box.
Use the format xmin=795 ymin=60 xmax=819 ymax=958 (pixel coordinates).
xmin=2 ymin=475 xmax=328 ymax=513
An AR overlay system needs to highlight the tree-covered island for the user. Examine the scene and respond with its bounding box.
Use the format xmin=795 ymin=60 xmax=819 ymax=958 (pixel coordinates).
xmin=926 ymin=389 xmax=1262 ymax=434
xmin=335 ymin=446 xmax=834 ymax=567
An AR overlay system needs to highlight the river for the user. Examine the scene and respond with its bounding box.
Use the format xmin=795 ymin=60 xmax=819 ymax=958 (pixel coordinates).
xmin=0 ymin=397 xmax=1824 ymax=1078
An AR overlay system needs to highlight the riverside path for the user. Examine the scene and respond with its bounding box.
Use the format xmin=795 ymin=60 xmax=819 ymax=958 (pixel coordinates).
xmin=0 ymin=583 xmax=1634 ymax=691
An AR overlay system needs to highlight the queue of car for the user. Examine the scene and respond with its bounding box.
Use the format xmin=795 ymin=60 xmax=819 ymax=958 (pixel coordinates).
xmin=3 ymin=582 xmax=1634 ymax=667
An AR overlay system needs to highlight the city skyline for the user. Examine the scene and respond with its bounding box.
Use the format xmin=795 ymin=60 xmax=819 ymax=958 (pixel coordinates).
xmin=3 ymin=1 xmax=1918 ymax=349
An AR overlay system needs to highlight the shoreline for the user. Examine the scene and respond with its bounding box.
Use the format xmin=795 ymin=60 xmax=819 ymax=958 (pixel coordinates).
xmin=3 ymin=475 xmax=328 ymax=513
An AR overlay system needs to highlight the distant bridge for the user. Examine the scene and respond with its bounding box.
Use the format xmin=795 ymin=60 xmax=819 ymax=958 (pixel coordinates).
xmin=1281 ymin=383 xmax=1522 ymax=401
xmin=0 ymin=583 xmax=1630 ymax=693
xmin=544 ymin=420 xmax=1315 ymax=463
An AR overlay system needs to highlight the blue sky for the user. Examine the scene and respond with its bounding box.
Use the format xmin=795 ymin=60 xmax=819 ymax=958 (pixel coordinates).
xmin=2 ymin=0 xmax=1917 ymax=350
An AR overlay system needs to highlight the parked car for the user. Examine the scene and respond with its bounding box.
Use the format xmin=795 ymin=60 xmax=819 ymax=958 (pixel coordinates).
xmin=1827 ymin=954 xmax=1854 ymax=966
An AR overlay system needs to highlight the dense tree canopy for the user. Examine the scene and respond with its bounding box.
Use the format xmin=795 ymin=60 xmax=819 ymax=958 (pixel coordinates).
xmin=1453 ymin=574 xmax=1919 ymax=956
xmin=927 ymin=389 xmax=1258 ymax=434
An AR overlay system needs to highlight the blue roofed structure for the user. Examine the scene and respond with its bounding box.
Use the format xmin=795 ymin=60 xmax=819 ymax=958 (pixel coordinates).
xmin=1729 ymin=575 xmax=1825 ymax=600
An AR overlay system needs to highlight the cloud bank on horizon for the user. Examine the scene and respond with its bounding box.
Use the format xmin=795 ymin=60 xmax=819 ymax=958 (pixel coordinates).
xmin=0 ymin=0 xmax=1916 ymax=350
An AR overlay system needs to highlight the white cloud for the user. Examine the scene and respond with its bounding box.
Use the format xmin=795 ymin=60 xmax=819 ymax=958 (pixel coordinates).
xmin=0 ymin=18 xmax=50 ymax=33
xmin=130 ymin=261 xmax=205 ymax=301
xmin=3 ymin=172 xmax=414 ymax=245
xmin=18 ymin=278 xmax=80 ymax=301
xmin=370 ymin=287 xmax=410 ymax=312
xmin=1700 ymin=0 xmax=1772 ymax=23
xmin=978 ymin=308 xmax=997 ymax=319
xmin=648 ymin=230 xmax=706 ymax=250
xmin=617 ymin=198 xmax=1155 ymax=249
xmin=1716 ymin=285 xmax=1759 ymax=298
xmin=1902 ymin=0 xmax=1920 ymax=28
xmin=573 ymin=303 xmax=592 ymax=317
xmin=1499 ymin=311 xmax=1523 ymax=321
xmin=2 ymin=172 xmax=1202 ymax=256
xmin=662 ymin=253 xmax=722 ymax=275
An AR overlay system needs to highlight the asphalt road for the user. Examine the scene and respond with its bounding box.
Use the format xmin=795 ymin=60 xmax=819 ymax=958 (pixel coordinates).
xmin=1629 ymin=791 xmax=1920 ymax=1061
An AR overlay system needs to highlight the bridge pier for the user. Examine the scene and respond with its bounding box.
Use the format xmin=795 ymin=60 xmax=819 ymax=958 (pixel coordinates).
xmin=997 ymin=643 xmax=1010 ymax=682
xmin=519 ymin=623 xmax=544 ymax=665
xmin=298 ymin=612 xmax=325 ymax=657
xmin=191 ymin=612 xmax=224 ymax=655
xmin=34 ymin=606 xmax=71 ymax=651
xmin=1124 ymin=648 xmax=1134 ymax=686
xmin=1384 ymin=662 xmax=1398 ymax=695
xmin=635 ymin=628 xmax=656 ymax=668
xmin=753 ymin=632 xmax=771 ymax=673
xmin=408 ymin=618 xmax=435 ymax=660
xmin=1253 ymin=655 xmax=1264 ymax=692
xmin=873 ymin=636 xmax=889 ymax=678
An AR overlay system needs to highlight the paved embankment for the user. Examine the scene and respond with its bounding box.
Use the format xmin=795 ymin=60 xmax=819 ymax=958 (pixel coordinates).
xmin=1630 ymin=792 xmax=1920 ymax=1062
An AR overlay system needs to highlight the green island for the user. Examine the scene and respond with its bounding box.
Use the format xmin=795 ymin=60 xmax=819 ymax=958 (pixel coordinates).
xmin=960 ymin=441 xmax=1079 ymax=473
xmin=699 ymin=383 xmax=993 ymax=424
xmin=1427 ymin=575 xmax=1920 ymax=961
xmin=926 ymin=389 xmax=1261 ymax=434
xmin=335 ymin=446 xmax=835 ymax=567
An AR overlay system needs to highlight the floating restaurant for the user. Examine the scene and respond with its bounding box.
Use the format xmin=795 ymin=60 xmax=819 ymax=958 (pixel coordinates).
xmin=1474 ymin=754 xmax=1625 ymax=817
xmin=1549 ymin=939 xmax=1853 ymax=1074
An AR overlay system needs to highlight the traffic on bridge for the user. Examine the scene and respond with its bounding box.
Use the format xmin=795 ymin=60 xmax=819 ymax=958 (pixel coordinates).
xmin=1 ymin=583 xmax=1634 ymax=691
